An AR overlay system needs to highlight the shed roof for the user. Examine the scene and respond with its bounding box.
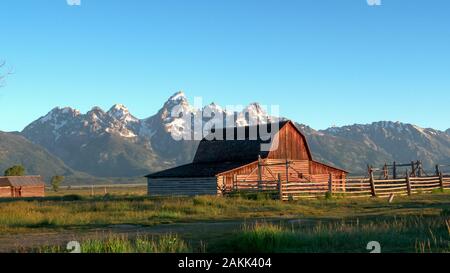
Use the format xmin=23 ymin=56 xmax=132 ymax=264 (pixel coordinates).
xmin=0 ymin=176 xmax=45 ymax=187
xmin=146 ymin=161 xmax=253 ymax=178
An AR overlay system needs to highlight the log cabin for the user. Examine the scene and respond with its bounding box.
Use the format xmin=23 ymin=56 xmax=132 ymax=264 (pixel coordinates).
xmin=146 ymin=120 xmax=348 ymax=196
xmin=0 ymin=176 xmax=45 ymax=198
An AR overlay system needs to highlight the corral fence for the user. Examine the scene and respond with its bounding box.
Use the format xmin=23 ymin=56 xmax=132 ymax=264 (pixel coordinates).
xmin=231 ymin=172 xmax=450 ymax=201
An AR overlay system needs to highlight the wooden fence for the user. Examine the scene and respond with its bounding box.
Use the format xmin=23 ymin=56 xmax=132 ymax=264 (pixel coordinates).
xmin=232 ymin=173 xmax=450 ymax=201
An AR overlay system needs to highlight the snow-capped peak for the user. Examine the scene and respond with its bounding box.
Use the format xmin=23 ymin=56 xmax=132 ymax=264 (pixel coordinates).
xmin=40 ymin=107 xmax=80 ymax=123
xmin=203 ymin=102 xmax=224 ymax=114
xmin=245 ymin=102 xmax=266 ymax=115
xmin=108 ymin=104 xmax=129 ymax=116
xmin=107 ymin=104 xmax=138 ymax=123
xmin=168 ymin=91 xmax=187 ymax=103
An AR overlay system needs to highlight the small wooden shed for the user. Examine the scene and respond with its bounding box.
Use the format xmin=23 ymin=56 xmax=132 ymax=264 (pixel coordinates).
xmin=146 ymin=120 xmax=348 ymax=196
xmin=0 ymin=176 xmax=45 ymax=198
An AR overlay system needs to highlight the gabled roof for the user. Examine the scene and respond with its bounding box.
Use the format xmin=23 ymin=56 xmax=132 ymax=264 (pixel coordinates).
xmin=145 ymin=120 xmax=348 ymax=178
xmin=0 ymin=176 xmax=45 ymax=187
xmin=193 ymin=120 xmax=290 ymax=163
xmin=147 ymin=121 xmax=290 ymax=178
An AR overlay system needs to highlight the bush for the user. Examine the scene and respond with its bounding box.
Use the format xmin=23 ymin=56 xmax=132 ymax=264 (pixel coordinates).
xmin=61 ymin=194 xmax=84 ymax=201
xmin=4 ymin=165 xmax=26 ymax=176
xmin=50 ymin=176 xmax=64 ymax=192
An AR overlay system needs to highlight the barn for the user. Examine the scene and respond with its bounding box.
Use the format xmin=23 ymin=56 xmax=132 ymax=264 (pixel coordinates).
xmin=0 ymin=176 xmax=45 ymax=198
xmin=146 ymin=120 xmax=348 ymax=196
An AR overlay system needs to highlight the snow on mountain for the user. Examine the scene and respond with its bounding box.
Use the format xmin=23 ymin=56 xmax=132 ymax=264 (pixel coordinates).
xmin=235 ymin=103 xmax=272 ymax=127
xmin=20 ymin=92 xmax=450 ymax=178
xmin=21 ymin=91 xmax=279 ymax=177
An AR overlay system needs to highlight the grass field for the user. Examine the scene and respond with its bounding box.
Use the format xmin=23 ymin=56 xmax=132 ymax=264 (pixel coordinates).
xmin=0 ymin=189 xmax=449 ymax=253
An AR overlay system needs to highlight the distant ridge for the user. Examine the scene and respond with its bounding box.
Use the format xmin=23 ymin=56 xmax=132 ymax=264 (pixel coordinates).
xmin=11 ymin=92 xmax=450 ymax=179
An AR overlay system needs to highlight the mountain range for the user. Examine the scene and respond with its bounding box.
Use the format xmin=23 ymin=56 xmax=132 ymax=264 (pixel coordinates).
xmin=1 ymin=91 xmax=450 ymax=183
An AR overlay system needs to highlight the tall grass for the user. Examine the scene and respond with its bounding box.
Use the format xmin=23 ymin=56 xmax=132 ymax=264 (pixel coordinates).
xmin=34 ymin=234 xmax=190 ymax=253
xmin=1 ymin=193 xmax=449 ymax=234
xmin=211 ymin=216 xmax=450 ymax=253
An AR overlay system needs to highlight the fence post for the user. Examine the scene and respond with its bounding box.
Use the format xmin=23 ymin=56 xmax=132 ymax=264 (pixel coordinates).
xmin=439 ymin=172 xmax=444 ymax=191
xmin=328 ymin=173 xmax=333 ymax=197
xmin=278 ymin=174 xmax=283 ymax=201
xmin=393 ymin=161 xmax=397 ymax=180
xmin=369 ymin=169 xmax=377 ymax=197
xmin=258 ymin=155 xmax=262 ymax=191
xmin=436 ymin=165 xmax=441 ymax=176
xmin=285 ymin=159 xmax=289 ymax=184
xmin=417 ymin=161 xmax=423 ymax=177
xmin=406 ymin=171 xmax=412 ymax=196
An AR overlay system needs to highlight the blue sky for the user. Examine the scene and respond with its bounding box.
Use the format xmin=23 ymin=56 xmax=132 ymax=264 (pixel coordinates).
xmin=1 ymin=0 xmax=449 ymax=132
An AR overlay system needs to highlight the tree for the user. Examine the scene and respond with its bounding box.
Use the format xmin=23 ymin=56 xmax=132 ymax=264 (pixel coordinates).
xmin=51 ymin=176 xmax=64 ymax=192
xmin=4 ymin=165 xmax=26 ymax=176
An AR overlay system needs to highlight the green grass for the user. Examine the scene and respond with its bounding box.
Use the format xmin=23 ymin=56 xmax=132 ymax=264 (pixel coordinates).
xmin=1 ymin=193 xmax=450 ymax=234
xmin=33 ymin=234 xmax=190 ymax=253
xmin=1 ymin=192 xmax=450 ymax=253
xmin=210 ymin=217 xmax=450 ymax=253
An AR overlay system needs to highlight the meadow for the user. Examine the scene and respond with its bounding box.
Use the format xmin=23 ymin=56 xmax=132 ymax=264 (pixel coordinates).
xmin=0 ymin=188 xmax=449 ymax=253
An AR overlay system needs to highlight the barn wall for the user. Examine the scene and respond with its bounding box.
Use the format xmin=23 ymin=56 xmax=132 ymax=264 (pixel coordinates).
xmin=267 ymin=122 xmax=311 ymax=160
xmin=20 ymin=186 xmax=45 ymax=198
xmin=0 ymin=187 xmax=11 ymax=198
xmin=218 ymin=159 xmax=347 ymax=192
xmin=148 ymin=177 xmax=217 ymax=196
xmin=310 ymin=161 xmax=346 ymax=180
xmin=217 ymin=161 xmax=259 ymax=192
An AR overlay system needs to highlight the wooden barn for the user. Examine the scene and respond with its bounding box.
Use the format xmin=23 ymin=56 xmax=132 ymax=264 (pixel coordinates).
xmin=0 ymin=176 xmax=45 ymax=198
xmin=146 ymin=120 xmax=348 ymax=196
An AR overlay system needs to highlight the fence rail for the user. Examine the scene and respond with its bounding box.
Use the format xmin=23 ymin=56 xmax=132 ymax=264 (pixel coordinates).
xmin=231 ymin=173 xmax=449 ymax=201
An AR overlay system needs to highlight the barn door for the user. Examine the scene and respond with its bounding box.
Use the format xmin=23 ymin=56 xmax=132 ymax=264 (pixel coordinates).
xmin=14 ymin=187 xmax=22 ymax=197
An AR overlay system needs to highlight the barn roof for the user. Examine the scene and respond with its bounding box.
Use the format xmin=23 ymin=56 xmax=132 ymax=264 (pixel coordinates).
xmin=146 ymin=161 xmax=254 ymax=178
xmin=146 ymin=120 xmax=348 ymax=178
xmin=0 ymin=176 xmax=45 ymax=187
xmin=147 ymin=121 xmax=289 ymax=178
xmin=193 ymin=120 xmax=290 ymax=163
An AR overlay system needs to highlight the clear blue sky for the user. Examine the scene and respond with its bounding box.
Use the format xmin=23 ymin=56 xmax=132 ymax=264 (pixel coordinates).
xmin=1 ymin=0 xmax=449 ymax=132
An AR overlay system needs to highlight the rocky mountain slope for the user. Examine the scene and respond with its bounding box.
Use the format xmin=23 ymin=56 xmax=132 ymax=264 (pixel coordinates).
xmin=21 ymin=92 xmax=272 ymax=177
xmin=19 ymin=92 xmax=450 ymax=177
xmin=0 ymin=131 xmax=75 ymax=181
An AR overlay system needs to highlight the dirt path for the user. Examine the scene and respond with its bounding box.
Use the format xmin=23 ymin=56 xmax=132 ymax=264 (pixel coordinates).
xmin=0 ymin=218 xmax=314 ymax=252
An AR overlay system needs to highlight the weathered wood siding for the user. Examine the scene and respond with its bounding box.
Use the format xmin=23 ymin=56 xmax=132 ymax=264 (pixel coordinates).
xmin=0 ymin=186 xmax=45 ymax=198
xmin=217 ymin=161 xmax=259 ymax=192
xmin=218 ymin=158 xmax=347 ymax=193
xmin=0 ymin=187 xmax=11 ymax=198
xmin=148 ymin=177 xmax=217 ymax=196
xmin=310 ymin=161 xmax=346 ymax=180
xmin=19 ymin=186 xmax=45 ymax=197
xmin=267 ymin=122 xmax=311 ymax=160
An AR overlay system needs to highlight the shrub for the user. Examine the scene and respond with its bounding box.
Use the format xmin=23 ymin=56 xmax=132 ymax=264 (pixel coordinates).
xmin=4 ymin=165 xmax=26 ymax=176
